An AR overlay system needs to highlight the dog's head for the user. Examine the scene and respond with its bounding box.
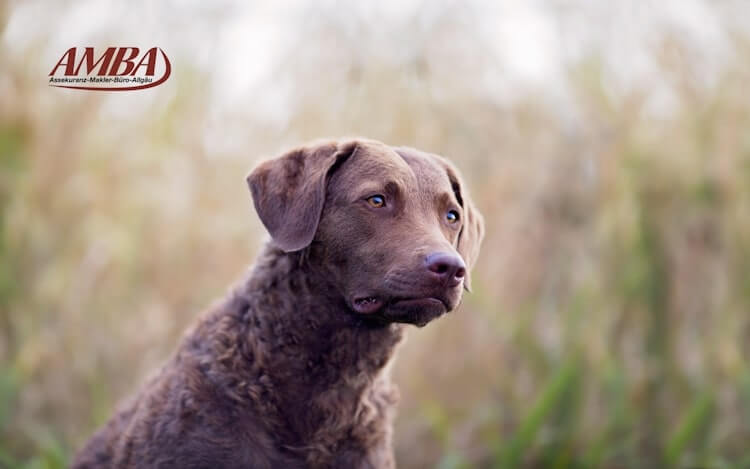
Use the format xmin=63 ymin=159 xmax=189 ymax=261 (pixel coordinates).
xmin=247 ymin=139 xmax=484 ymax=327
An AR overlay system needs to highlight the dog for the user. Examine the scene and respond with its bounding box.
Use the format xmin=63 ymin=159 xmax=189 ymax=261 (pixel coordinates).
xmin=72 ymin=138 xmax=484 ymax=468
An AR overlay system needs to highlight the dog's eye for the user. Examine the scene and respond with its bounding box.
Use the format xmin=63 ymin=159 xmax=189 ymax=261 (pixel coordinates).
xmin=446 ymin=210 xmax=460 ymax=224
xmin=367 ymin=195 xmax=386 ymax=208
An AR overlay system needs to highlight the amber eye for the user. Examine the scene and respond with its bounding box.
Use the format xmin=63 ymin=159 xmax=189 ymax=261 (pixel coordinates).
xmin=446 ymin=210 xmax=460 ymax=224
xmin=367 ymin=195 xmax=386 ymax=208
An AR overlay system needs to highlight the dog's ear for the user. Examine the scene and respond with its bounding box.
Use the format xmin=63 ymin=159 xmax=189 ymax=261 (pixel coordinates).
xmin=247 ymin=141 xmax=357 ymax=252
xmin=444 ymin=161 xmax=484 ymax=291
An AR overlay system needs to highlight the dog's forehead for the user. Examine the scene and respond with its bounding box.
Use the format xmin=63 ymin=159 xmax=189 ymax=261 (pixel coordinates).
xmin=394 ymin=147 xmax=453 ymax=194
xmin=341 ymin=142 xmax=452 ymax=196
xmin=342 ymin=142 xmax=412 ymax=179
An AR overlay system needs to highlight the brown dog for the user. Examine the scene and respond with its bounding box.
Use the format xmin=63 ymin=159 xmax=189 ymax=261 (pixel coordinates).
xmin=72 ymin=139 xmax=484 ymax=468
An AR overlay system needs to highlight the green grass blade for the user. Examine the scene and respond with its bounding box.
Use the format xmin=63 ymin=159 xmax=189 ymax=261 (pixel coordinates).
xmin=664 ymin=390 xmax=714 ymax=467
xmin=496 ymin=360 xmax=579 ymax=469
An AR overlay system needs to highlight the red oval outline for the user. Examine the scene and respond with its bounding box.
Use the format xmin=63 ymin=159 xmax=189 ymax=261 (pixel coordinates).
xmin=49 ymin=48 xmax=171 ymax=91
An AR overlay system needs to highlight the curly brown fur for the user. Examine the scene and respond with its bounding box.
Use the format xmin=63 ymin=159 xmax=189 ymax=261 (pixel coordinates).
xmin=72 ymin=139 xmax=483 ymax=469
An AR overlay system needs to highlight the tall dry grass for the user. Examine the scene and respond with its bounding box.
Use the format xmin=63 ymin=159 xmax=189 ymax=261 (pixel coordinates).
xmin=2 ymin=2 xmax=750 ymax=468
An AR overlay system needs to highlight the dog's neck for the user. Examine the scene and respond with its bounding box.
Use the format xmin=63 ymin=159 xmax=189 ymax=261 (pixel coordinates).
xmin=232 ymin=242 xmax=404 ymax=397
xmin=218 ymin=243 xmax=404 ymax=446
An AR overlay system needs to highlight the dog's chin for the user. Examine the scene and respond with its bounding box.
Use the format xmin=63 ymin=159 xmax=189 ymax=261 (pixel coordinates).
xmin=351 ymin=295 xmax=457 ymax=327
xmin=383 ymin=297 xmax=448 ymax=327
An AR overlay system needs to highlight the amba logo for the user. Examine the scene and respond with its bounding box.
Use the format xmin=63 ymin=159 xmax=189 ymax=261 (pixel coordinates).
xmin=49 ymin=47 xmax=171 ymax=91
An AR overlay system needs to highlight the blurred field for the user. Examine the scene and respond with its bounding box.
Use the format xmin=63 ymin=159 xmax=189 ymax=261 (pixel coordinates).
xmin=2 ymin=1 xmax=750 ymax=468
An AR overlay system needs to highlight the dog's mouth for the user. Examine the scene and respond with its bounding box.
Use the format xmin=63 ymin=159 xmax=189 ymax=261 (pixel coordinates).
xmin=351 ymin=295 xmax=451 ymax=326
xmin=352 ymin=296 xmax=384 ymax=314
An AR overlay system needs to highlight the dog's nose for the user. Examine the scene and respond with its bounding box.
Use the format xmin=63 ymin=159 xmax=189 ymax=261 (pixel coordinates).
xmin=425 ymin=252 xmax=466 ymax=287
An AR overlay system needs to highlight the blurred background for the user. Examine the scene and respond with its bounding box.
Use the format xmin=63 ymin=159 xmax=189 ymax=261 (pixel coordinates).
xmin=2 ymin=0 xmax=750 ymax=467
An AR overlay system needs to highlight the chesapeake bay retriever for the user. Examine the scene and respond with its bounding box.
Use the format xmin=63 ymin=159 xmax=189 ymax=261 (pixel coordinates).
xmin=72 ymin=139 xmax=484 ymax=469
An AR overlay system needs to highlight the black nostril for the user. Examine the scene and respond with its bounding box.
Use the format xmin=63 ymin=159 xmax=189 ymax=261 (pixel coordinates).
xmin=425 ymin=252 xmax=467 ymax=285
xmin=434 ymin=263 xmax=449 ymax=274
